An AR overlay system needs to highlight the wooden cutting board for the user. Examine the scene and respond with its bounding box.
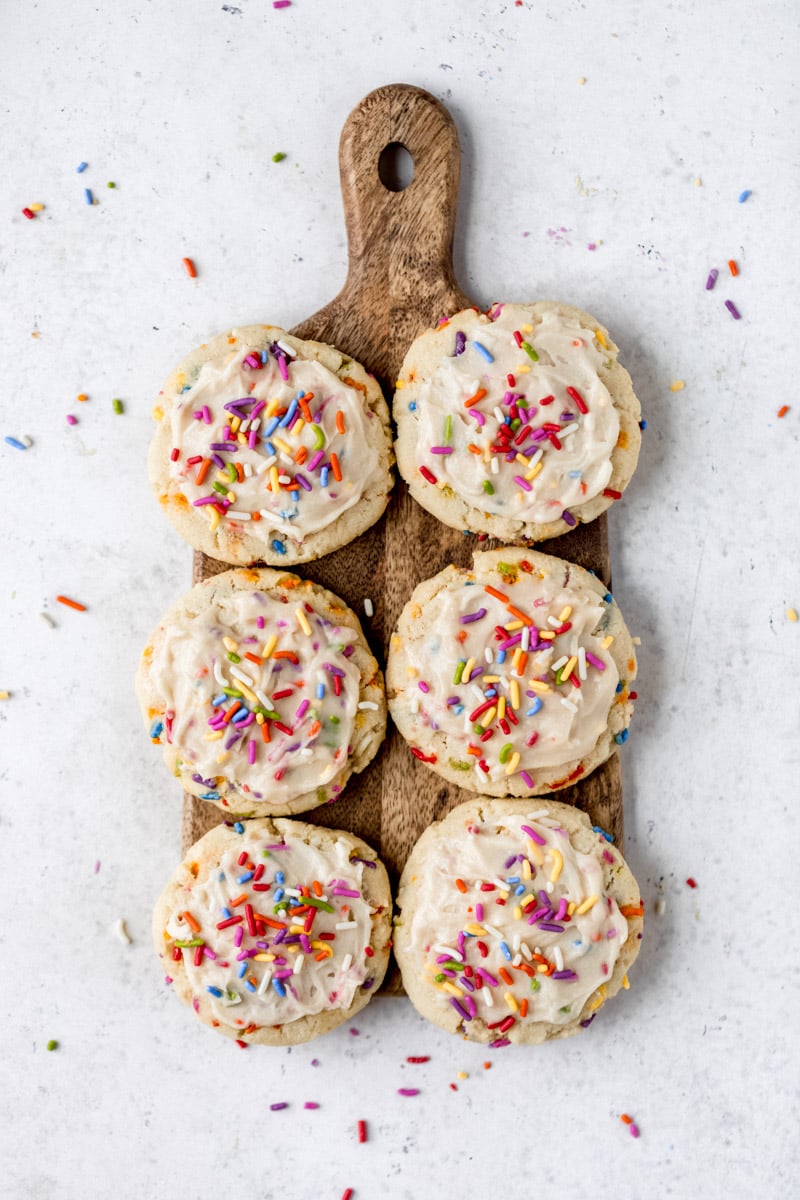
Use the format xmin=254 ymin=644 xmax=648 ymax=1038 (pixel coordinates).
xmin=181 ymin=84 xmax=624 ymax=929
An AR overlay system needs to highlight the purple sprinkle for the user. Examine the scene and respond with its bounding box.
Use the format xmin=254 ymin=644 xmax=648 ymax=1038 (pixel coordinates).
xmin=350 ymin=856 xmax=377 ymax=869
xmin=193 ymin=496 xmax=218 ymax=506
xmin=513 ymin=475 xmax=532 ymax=492
xmin=446 ymin=696 xmax=461 ymax=706
xmin=705 ymin=268 xmax=719 ymax=290
xmin=561 ymin=509 xmax=577 ymax=528
xmin=265 ymin=842 xmax=290 ymax=850
xmin=251 ymin=399 xmax=266 ymax=418
xmin=223 ymin=398 xmax=250 ymax=412
xmin=295 ymin=473 xmax=312 ymax=492
xmin=585 ymin=651 xmax=606 ymax=671
xmin=489 ymin=1037 xmax=511 ymax=1048
xmin=498 ymin=632 xmax=523 ymax=652
xmin=449 ymin=997 xmax=471 ymax=1021
xmin=538 ymin=922 xmax=565 ymax=933
xmin=210 ymin=453 xmax=225 ymax=468
xmin=552 ymin=970 xmax=578 ymax=980
xmin=521 ymin=824 xmax=546 ymax=845
xmin=270 ymin=1102 xmax=289 ymax=1111
xmin=580 ymin=1014 xmax=596 ymax=1028
xmin=476 ymin=967 xmax=498 ymax=987
xmin=725 ymin=299 xmax=742 ymax=320
xmin=503 ymin=854 xmax=517 ymax=869
xmin=398 ymin=1088 xmax=420 ymax=1096
xmin=307 ymin=450 xmax=324 ymax=471
xmin=349 ymin=1028 xmax=360 ymax=1037
xmin=460 ymin=607 xmax=487 ymax=624
xmin=454 ymin=331 xmax=466 ymax=356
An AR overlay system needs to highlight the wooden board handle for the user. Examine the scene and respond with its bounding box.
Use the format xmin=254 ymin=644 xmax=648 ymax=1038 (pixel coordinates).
xmin=292 ymin=84 xmax=471 ymax=385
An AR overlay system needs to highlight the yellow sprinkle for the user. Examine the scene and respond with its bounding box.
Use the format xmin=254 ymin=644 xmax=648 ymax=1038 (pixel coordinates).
xmin=787 ymin=608 xmax=798 ymax=622
xmin=539 ymin=630 xmax=556 ymax=641
xmin=527 ymin=839 xmax=544 ymax=865
xmin=30 ymin=202 xmax=45 ymax=212
xmin=230 ymin=415 xmax=241 ymax=433
xmin=561 ymin=655 xmax=578 ymax=681
xmin=236 ymin=680 xmax=259 ymax=706
xmin=515 ymin=452 xmax=529 ymax=466
xmin=290 ymin=417 xmax=305 ymax=438
xmin=442 ymin=981 xmax=465 ymax=998
xmin=512 ymin=647 xmax=522 ymax=672
xmin=575 ymin=894 xmax=599 ymax=915
xmin=237 ymin=432 xmax=248 ymax=445
xmin=457 ymin=1071 xmax=469 ymax=1080
xmin=266 ymin=398 xmax=282 ymax=416
xmin=481 ymin=706 xmax=497 ymax=728
xmin=537 ymin=963 xmax=549 ymax=974
xmin=215 ymin=751 xmax=229 ymax=764
xmin=226 ymin=490 xmax=236 ymax=503
xmin=522 ymin=324 xmax=533 ymax=333
xmin=505 ymin=751 xmax=520 ymax=776
xmin=516 ymin=364 xmax=531 ymax=374
xmin=295 ymin=606 xmax=312 ymax=636
xmin=529 ymin=680 xmax=551 ymax=694
xmin=464 ymin=923 xmax=487 ymax=936
xmin=208 ymin=507 xmax=220 ymax=532
xmin=670 ymin=380 xmax=685 ymax=392
xmin=310 ymin=941 xmax=333 ymax=955
xmin=589 ymin=985 xmax=608 ymax=1011
xmin=255 ymin=712 xmax=265 ymax=725
xmin=406 ymin=665 xmax=418 ymax=678
xmin=152 ymin=405 xmax=164 ymax=421
xmin=253 ymin=953 xmax=275 ymax=962
xmin=496 ymin=695 xmax=506 ymax=721
xmin=621 ymin=974 xmax=630 ymax=990
xmin=567 ymin=901 xmax=576 ymax=915
xmin=594 ymin=328 xmax=608 ymax=349
xmin=269 ymin=466 xmax=280 ymax=493
xmin=273 ymin=436 xmax=292 ymax=455
xmin=215 ymin=470 xmax=230 ymax=482
xmin=505 ymin=619 xmax=524 ymax=632
xmin=0 ymin=690 xmax=9 ymax=699
xmin=289 ymin=925 xmax=306 ymax=934
xmin=694 ymin=176 xmax=702 ymax=186
xmin=504 ymin=991 xmax=519 ymax=1013
xmin=463 ymin=657 xmax=476 ymax=680
xmin=204 ymin=731 xmax=224 ymax=741
xmin=222 ymin=636 xmax=239 ymax=652
xmin=522 ymin=858 xmax=531 ymax=880
xmin=602 ymin=635 xmax=614 ymax=649
xmin=525 ymin=461 xmax=543 ymax=482
xmin=286 ymin=944 xmax=299 ymax=954
xmin=549 ymin=848 xmax=563 ymax=883
xmin=396 ymin=379 xmax=406 ymax=389
xmin=509 ymin=679 xmax=520 ymax=709
xmin=513 ymin=906 xmax=522 ymax=920
xmin=577 ymin=75 xmax=586 ymax=85
xmin=482 ymin=675 xmax=500 ymax=684
xmin=262 ymin=634 xmax=278 ymax=658
xmin=558 ymin=605 xmax=572 ymax=621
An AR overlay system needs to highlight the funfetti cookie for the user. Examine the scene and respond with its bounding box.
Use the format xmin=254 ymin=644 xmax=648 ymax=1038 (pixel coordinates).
xmin=386 ymin=547 xmax=636 ymax=796
xmin=394 ymin=301 xmax=640 ymax=541
xmin=393 ymin=798 xmax=644 ymax=1046
xmin=136 ymin=568 xmax=386 ymax=816
xmin=154 ymin=818 xmax=392 ymax=1046
xmin=150 ymin=325 xmax=394 ymax=565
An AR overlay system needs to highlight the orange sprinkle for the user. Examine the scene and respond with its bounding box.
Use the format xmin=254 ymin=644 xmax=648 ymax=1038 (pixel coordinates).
xmin=223 ymin=701 xmax=242 ymax=724
xmin=195 ymin=458 xmax=211 ymax=486
xmin=330 ymin=452 xmax=342 ymax=481
xmin=274 ymin=650 xmax=299 ymax=663
xmin=484 ymin=585 xmax=509 ymax=603
xmin=294 ymin=445 xmax=308 ymax=465
xmin=514 ymin=650 xmax=528 ymax=677
xmin=259 ymin=915 xmax=287 ymax=930
xmin=728 ymin=259 xmax=738 ymax=276
xmin=467 ymin=443 xmax=483 ymax=455
xmin=483 ymin=1061 xmax=491 ymax=1070
xmin=183 ymin=257 xmax=197 ymax=278
xmin=778 ymin=405 xmax=790 ymax=418
xmin=244 ymin=652 xmax=263 ymax=666
xmin=456 ymin=629 xmax=468 ymax=643
xmin=77 ymin=393 xmax=89 ymax=403
xmin=298 ymin=395 xmax=313 ymax=423
xmin=182 ymin=911 xmax=200 ymax=933
xmin=308 ymin=720 xmax=321 ymax=736
xmin=620 ymin=904 xmax=644 ymax=917
xmin=506 ymin=603 xmax=533 ymax=626
xmin=519 ymin=998 xmax=529 ymax=1018
xmin=56 ymin=595 xmax=86 ymax=612
xmin=455 ymin=878 xmax=467 ymax=893
xmin=314 ymin=950 xmax=330 ymax=962
xmin=261 ymin=721 xmax=271 ymax=744
xmin=335 ymin=410 xmax=346 ymax=434
xmin=464 ymin=387 xmax=487 ymax=409
xmin=235 ymin=462 xmax=244 ymax=483
xmin=620 ymin=1113 xmax=633 ymax=1125
xmin=251 ymin=512 xmax=261 ymax=522
xmin=466 ymin=745 xmax=482 ymax=757
xmin=229 ymin=894 xmax=248 ymax=907
xmin=498 ymin=967 xmax=513 ymax=986
xmin=312 ymin=880 xmax=323 ymax=897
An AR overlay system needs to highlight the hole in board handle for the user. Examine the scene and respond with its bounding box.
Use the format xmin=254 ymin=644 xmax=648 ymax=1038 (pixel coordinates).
xmin=378 ymin=142 xmax=415 ymax=192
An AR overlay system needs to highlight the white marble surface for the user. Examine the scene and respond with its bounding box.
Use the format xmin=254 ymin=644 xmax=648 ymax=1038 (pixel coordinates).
xmin=1 ymin=1 xmax=798 ymax=1196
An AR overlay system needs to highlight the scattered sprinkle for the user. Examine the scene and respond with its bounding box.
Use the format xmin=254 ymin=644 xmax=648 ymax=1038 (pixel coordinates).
xmin=56 ymin=595 xmax=87 ymax=612
xmin=46 ymin=1040 xmax=58 ymax=1052
xmin=4 ymin=436 xmax=28 ymax=451
xmin=112 ymin=918 xmax=132 ymax=944
xmin=406 ymin=1056 xmax=429 ymax=1063
xmin=272 ymin=151 xmax=287 ymax=162
xmin=398 ymin=1088 xmax=420 ymax=1096
xmin=357 ymin=1119 xmax=367 ymax=1143
xmin=273 ymin=1 xmax=291 ymax=8
xmin=705 ymin=268 xmax=718 ymax=291
xmin=0 ymin=691 xmax=10 ymax=700
xmin=364 ymin=597 xmax=374 ymax=618
xmin=21 ymin=207 xmax=35 ymax=220
xmin=654 ymin=897 xmax=666 ymax=915
xmin=84 ymin=188 xmax=94 ymax=206
xmin=182 ymin=257 xmax=198 ymax=279
xmin=577 ymin=76 xmax=586 ymax=84
xmin=113 ymin=398 xmax=124 ymax=415
xmin=270 ymin=1102 xmax=289 ymax=1111
xmin=39 ymin=612 xmax=56 ymax=628
xmin=777 ymin=405 xmax=789 ymax=419
xmin=77 ymin=393 xmax=89 ymax=402
xmin=686 ymin=877 xmax=697 ymax=889
xmin=669 ymin=380 xmax=684 ymax=392
xmin=66 ymin=414 xmax=78 ymax=426
xmin=483 ymin=1061 xmax=492 ymax=1069
xmin=693 ymin=177 xmax=702 ymax=186
xmin=724 ymin=299 xmax=741 ymax=320
xmin=349 ymin=1027 xmax=360 ymax=1037
xmin=304 ymin=1101 xmax=319 ymax=1109
xmin=738 ymin=189 xmax=751 ymax=203
xmin=786 ymin=608 xmax=798 ymax=622
xmin=93 ymin=860 xmax=101 ymax=874
xmin=76 ymin=162 xmax=88 ymax=173
xmin=341 ymin=1190 xmax=354 ymax=1200
xmin=728 ymin=259 xmax=739 ymax=277
xmin=107 ymin=181 xmax=116 ymax=189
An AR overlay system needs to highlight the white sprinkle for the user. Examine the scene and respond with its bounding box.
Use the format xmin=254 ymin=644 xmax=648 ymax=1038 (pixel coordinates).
xmin=545 ymin=882 xmax=554 ymax=894
xmin=341 ymin=953 xmax=353 ymax=973
xmin=493 ymin=406 xmax=505 ymax=423
xmin=358 ymin=700 xmax=379 ymax=710
xmin=213 ymin=660 xmax=228 ymax=686
xmin=410 ymin=696 xmax=420 ymax=715
xmin=255 ymin=687 xmax=271 ymax=707
xmin=230 ymin=664 xmax=257 ymax=686
xmin=554 ymin=945 xmax=564 ymax=971
xmin=560 ymin=698 xmax=578 ymax=713
xmin=249 ymin=418 xmax=261 ymax=432
xmin=433 ymin=944 xmax=463 ymax=961
xmin=278 ymin=473 xmax=292 ymax=484
xmin=243 ymin=463 xmax=253 ymax=478
xmin=283 ymin=886 xmax=301 ymax=898
xmin=277 ymin=339 xmax=297 ymax=357
xmin=299 ymin=748 xmax=313 ymax=757
xmin=470 ymin=684 xmax=485 ymax=703
xmin=364 ymin=597 xmax=374 ymax=618
xmin=578 ymin=646 xmax=587 ymax=681
xmin=226 ymin=510 xmax=252 ymax=521
xmin=483 ymin=923 xmax=504 ymax=940
xmin=520 ymin=942 xmax=532 ymax=961
xmin=547 ymin=616 xmax=562 ymax=628
xmin=528 ymin=448 xmax=544 ymax=467
xmin=655 ymin=897 xmax=666 ymax=916
xmin=490 ymin=877 xmax=508 ymax=889
xmin=336 ymin=920 xmax=358 ymax=930
xmin=239 ymin=419 xmax=250 ymax=433
xmin=292 ymin=954 xmax=305 ymax=975
xmin=257 ymin=969 xmax=273 ymax=995
xmin=112 ymin=918 xmax=132 ymax=945
xmin=484 ymin=646 xmax=494 ymax=664
xmin=256 ymin=458 xmax=273 ymax=474
xmin=511 ymin=933 xmax=521 ymax=952
xmin=491 ymin=456 xmax=500 ymax=475
xmin=39 ymin=612 xmax=56 ymax=628
xmin=560 ymin=421 xmax=580 ymax=439
xmin=552 ymin=655 xmax=569 ymax=672
xmin=20 ymin=434 xmax=33 ymax=448
xmin=526 ymin=809 xmax=550 ymax=820
xmin=482 ymin=986 xmax=494 ymax=1007
xmin=474 ymin=765 xmax=485 ymax=784
xmin=521 ymin=626 xmax=530 ymax=651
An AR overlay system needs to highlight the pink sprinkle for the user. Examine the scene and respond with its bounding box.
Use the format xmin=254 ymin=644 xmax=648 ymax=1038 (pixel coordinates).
xmin=164 ymin=975 xmax=173 ymax=984
xmin=248 ymin=739 xmax=256 ymax=765
xmin=93 ymin=860 xmax=101 ymax=874
xmin=201 ymin=406 xmax=212 ymax=424
xmin=273 ymin=0 xmax=291 ymax=6
xmin=725 ymin=299 xmax=741 ymax=320
xmin=66 ymin=414 xmax=78 ymax=425
xmin=398 ymin=1088 xmax=420 ymax=1096
xmin=587 ymin=242 xmax=597 ymax=251
xmin=270 ymin=1102 xmax=289 ymax=1111
xmin=475 ymin=903 xmax=484 ymax=921
xmin=304 ymin=1102 xmax=319 ymax=1109
xmin=519 ymin=770 xmax=534 ymax=788
xmin=630 ymin=1123 xmax=640 ymax=1139
xmin=521 ymin=824 xmax=546 ymax=845
xmin=584 ymin=651 xmax=606 ymax=671
xmin=349 ymin=1027 xmax=360 ymax=1036
xmin=418 ymin=681 xmax=430 ymax=693
xmin=513 ymin=475 xmax=532 ymax=492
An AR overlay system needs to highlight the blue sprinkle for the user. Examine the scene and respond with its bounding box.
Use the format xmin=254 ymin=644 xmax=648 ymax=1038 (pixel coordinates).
xmin=231 ymin=708 xmax=250 ymax=724
xmin=499 ymin=941 xmax=512 ymax=961
xmin=218 ymin=872 xmax=226 ymax=881
xmin=237 ymin=871 xmax=255 ymax=884
xmin=263 ymin=440 xmax=276 ymax=455
xmin=76 ymin=161 xmax=88 ymax=173
xmin=453 ymin=705 xmax=464 ymax=715
xmin=206 ymin=986 xmax=223 ymax=998
xmin=279 ymin=398 xmax=298 ymax=427
xmin=603 ymin=592 xmax=613 ymax=603
xmin=272 ymin=978 xmax=287 ymax=997
xmin=738 ymin=189 xmax=751 ymax=203
xmin=271 ymin=539 xmax=286 ymax=555
xmin=592 ymin=824 xmax=614 ymax=843
xmin=211 ymin=694 xmax=227 ymax=706
xmin=149 ymin=719 xmax=164 ymax=739
xmin=84 ymin=187 xmax=93 ymax=205
xmin=639 ymin=419 xmax=647 ymax=430
xmin=291 ymin=490 xmax=299 ymax=502
xmin=320 ymin=466 xmax=329 ymax=487
xmin=263 ymin=416 xmax=281 ymax=437
xmin=485 ymin=688 xmax=497 ymax=699
xmin=525 ymin=698 xmax=543 ymax=717
xmin=237 ymin=962 xmax=248 ymax=978
xmin=221 ymin=907 xmax=232 ymax=919
xmin=245 ymin=980 xmax=257 ymax=993
xmin=261 ymin=349 xmax=269 ymax=364
xmin=4 ymin=436 xmax=27 ymax=451
xmin=274 ymin=887 xmax=284 ymax=902
xmin=615 ymin=681 xmax=623 ymax=694
xmin=473 ymin=341 xmax=494 ymax=363
xmin=200 ymin=791 xmax=221 ymax=801
xmin=514 ymin=884 xmax=526 ymax=896
xmin=276 ymin=872 xmax=285 ymax=885
xmin=568 ymin=470 xmax=582 ymax=478
xmin=408 ymin=401 xmax=417 ymax=411
xmin=506 ymin=876 xmax=520 ymax=884
xmin=496 ymin=650 xmax=506 ymax=664
xmin=316 ymin=683 xmax=325 ymax=700
xmin=614 ymin=729 xmax=630 ymax=745
xmin=181 ymin=385 xmax=192 ymax=393
xmin=233 ymin=822 xmax=245 ymax=834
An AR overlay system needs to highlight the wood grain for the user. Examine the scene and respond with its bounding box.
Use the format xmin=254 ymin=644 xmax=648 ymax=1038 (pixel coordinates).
xmin=181 ymin=86 xmax=624 ymax=989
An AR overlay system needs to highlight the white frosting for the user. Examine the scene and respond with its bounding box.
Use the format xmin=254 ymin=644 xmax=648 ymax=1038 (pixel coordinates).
xmin=167 ymin=345 xmax=381 ymax=546
xmin=147 ymin=588 xmax=363 ymax=805
xmin=411 ymin=307 xmax=619 ymax=522
xmin=395 ymin=568 xmax=619 ymax=783
xmin=165 ymin=827 xmax=377 ymax=1028
xmin=405 ymin=814 xmax=629 ymax=1031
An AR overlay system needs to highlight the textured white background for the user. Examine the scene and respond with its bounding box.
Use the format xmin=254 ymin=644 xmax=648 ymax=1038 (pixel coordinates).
xmin=1 ymin=1 xmax=798 ymax=1197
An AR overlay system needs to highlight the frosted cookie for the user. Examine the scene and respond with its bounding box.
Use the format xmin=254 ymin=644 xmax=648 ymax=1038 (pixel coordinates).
xmin=154 ymin=818 xmax=392 ymax=1046
xmin=386 ymin=547 xmax=636 ymax=795
xmin=136 ymin=568 xmax=386 ymax=816
xmin=394 ymin=302 xmax=640 ymax=541
xmin=150 ymin=325 xmax=393 ymax=565
xmin=394 ymin=798 xmax=643 ymax=1045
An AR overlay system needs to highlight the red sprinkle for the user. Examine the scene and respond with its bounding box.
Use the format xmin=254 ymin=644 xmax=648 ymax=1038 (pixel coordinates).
xmin=603 ymin=488 xmax=622 ymax=499
xmin=357 ymin=1119 xmax=367 ymax=1143
xmin=566 ymin=385 xmax=588 ymax=414
xmin=406 ymin=1056 xmax=430 ymax=1063
xmin=419 ymin=465 xmax=438 ymax=485
xmin=170 ymin=447 xmax=180 ymax=461
xmin=410 ymin=746 xmax=437 ymax=764
xmin=182 ymin=257 xmax=197 ymax=278
xmin=22 ymin=207 xmax=35 ymax=220
xmin=686 ymin=877 xmax=697 ymax=888
xmin=235 ymin=1039 xmax=248 ymax=1049
xmin=341 ymin=1191 xmax=353 ymax=1200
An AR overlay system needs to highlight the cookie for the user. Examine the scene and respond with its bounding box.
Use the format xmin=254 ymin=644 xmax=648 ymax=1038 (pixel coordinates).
xmin=386 ymin=547 xmax=636 ymax=795
xmin=394 ymin=797 xmax=643 ymax=1045
xmin=394 ymin=301 xmax=640 ymax=541
xmin=154 ymin=817 xmax=392 ymax=1045
xmin=136 ymin=567 xmax=386 ymax=816
xmin=150 ymin=325 xmax=394 ymax=565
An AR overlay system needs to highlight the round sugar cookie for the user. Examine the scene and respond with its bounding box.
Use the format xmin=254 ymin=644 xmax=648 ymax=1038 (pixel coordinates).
xmin=150 ymin=325 xmax=394 ymax=565
xmin=394 ymin=301 xmax=641 ymax=541
xmin=386 ymin=547 xmax=636 ymax=795
xmin=394 ymin=797 xmax=643 ymax=1045
xmin=154 ymin=818 xmax=392 ymax=1045
xmin=136 ymin=567 xmax=386 ymax=816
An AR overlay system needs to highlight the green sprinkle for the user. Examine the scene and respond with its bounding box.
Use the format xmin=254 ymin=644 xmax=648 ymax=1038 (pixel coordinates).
xmin=440 ymin=960 xmax=465 ymax=972
xmin=173 ymin=938 xmax=204 ymax=948
xmin=453 ymin=660 xmax=466 ymax=686
xmin=521 ymin=340 xmax=539 ymax=362
xmin=316 ymin=787 xmax=327 ymax=804
xmin=444 ymin=414 xmax=452 ymax=445
xmin=329 ymin=715 xmax=340 ymax=725
xmin=434 ymin=973 xmax=445 ymax=983
xmin=509 ymin=418 xmax=521 ymax=431
xmin=304 ymin=896 xmax=335 ymax=913
xmin=272 ymin=152 xmax=287 ymax=163
xmin=559 ymin=1005 xmax=572 ymax=1014
xmin=530 ymin=978 xmax=541 ymax=992
xmin=554 ymin=667 xmax=565 ymax=686
xmin=498 ymin=742 xmax=513 ymax=764
xmin=222 ymin=687 xmax=244 ymax=698
xmin=226 ymin=463 xmax=238 ymax=482
xmin=482 ymin=480 xmax=495 ymax=495
xmin=449 ymin=758 xmax=472 ymax=771
xmin=107 ymin=181 xmax=116 ymax=189
xmin=227 ymin=652 xmax=241 ymax=663
xmin=112 ymin=398 xmax=123 ymax=414
xmin=212 ymin=482 xmax=229 ymax=495
xmin=496 ymin=562 xmax=518 ymax=580
xmin=310 ymin=423 xmax=325 ymax=449
xmin=473 ymin=723 xmax=485 ymax=736
xmin=46 ymin=1039 xmax=58 ymax=1051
